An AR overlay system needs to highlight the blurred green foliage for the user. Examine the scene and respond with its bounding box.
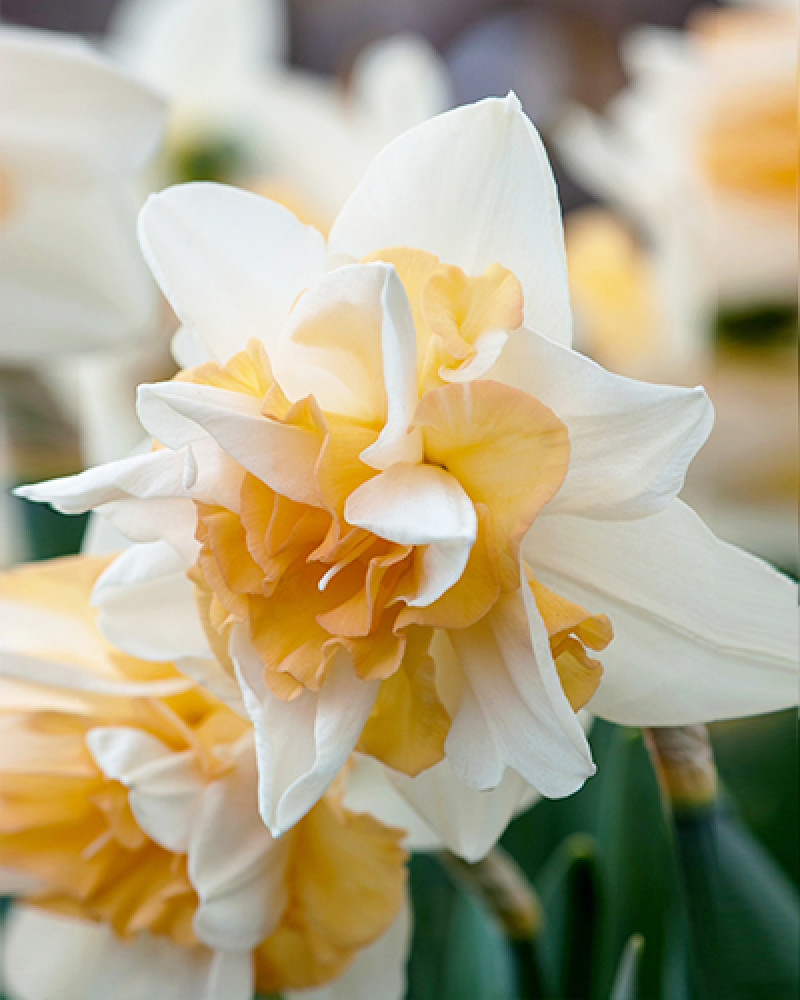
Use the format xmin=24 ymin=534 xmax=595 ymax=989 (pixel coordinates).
xmin=715 ymin=305 xmax=798 ymax=351
xmin=407 ymin=715 xmax=799 ymax=1000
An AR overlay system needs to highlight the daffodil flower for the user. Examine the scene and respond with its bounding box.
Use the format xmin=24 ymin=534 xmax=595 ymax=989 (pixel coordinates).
xmin=0 ymin=27 xmax=164 ymax=360
xmin=555 ymin=5 xmax=797 ymax=323
xmin=0 ymin=557 xmax=409 ymax=1000
xmin=107 ymin=0 xmax=450 ymax=223
xmin=20 ymin=96 xmax=798 ymax=857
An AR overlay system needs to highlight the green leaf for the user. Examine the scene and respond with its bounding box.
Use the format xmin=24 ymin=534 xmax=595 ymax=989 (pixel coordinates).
xmin=594 ymin=726 xmax=689 ymax=1000
xmin=17 ymin=497 xmax=88 ymax=561
xmin=711 ymin=711 xmax=799 ymax=887
xmin=535 ymin=833 xmax=602 ymax=1000
xmin=406 ymin=854 xmax=458 ymax=1000
xmin=674 ymin=803 xmax=800 ymax=1000
xmin=441 ymin=889 xmax=516 ymax=1000
xmin=609 ymin=935 xmax=644 ymax=1000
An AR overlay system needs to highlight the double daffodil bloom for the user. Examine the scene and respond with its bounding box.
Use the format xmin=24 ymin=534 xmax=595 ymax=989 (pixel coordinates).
xmin=0 ymin=557 xmax=409 ymax=1000
xmin=555 ymin=4 xmax=797 ymax=321
xmin=20 ymin=97 xmax=797 ymax=854
xmin=0 ymin=27 xmax=164 ymax=360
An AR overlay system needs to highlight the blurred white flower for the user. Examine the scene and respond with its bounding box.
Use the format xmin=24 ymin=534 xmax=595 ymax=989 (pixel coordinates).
xmin=0 ymin=556 xmax=409 ymax=1000
xmin=108 ymin=0 xmax=451 ymax=224
xmin=555 ymin=4 xmax=797 ymax=367
xmin=19 ymin=96 xmax=798 ymax=861
xmin=0 ymin=27 xmax=165 ymax=361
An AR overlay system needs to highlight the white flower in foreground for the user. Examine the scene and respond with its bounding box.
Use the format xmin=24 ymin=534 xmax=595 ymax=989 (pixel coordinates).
xmin=20 ymin=96 xmax=798 ymax=856
xmin=555 ymin=5 xmax=797 ymax=325
xmin=0 ymin=557 xmax=409 ymax=1000
xmin=108 ymin=0 xmax=450 ymax=223
xmin=0 ymin=27 xmax=165 ymax=360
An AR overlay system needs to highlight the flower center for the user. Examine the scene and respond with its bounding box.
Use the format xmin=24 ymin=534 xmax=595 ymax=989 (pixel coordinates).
xmin=182 ymin=249 xmax=612 ymax=773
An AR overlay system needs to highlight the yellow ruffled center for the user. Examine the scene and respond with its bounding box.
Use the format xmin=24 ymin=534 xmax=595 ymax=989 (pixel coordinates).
xmin=185 ymin=249 xmax=613 ymax=774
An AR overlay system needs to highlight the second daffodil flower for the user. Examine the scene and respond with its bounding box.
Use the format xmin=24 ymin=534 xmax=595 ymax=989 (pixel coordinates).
xmin=0 ymin=557 xmax=409 ymax=1000
xmin=20 ymin=96 xmax=798 ymax=849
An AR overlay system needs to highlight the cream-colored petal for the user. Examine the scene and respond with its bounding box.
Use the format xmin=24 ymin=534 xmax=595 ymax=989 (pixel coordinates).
xmin=274 ymin=263 xmax=417 ymax=444
xmin=138 ymin=182 xmax=326 ymax=362
xmin=138 ymin=380 xmax=323 ymax=507
xmin=329 ymin=94 xmax=572 ymax=347
xmin=189 ymin=739 xmax=289 ymax=951
xmin=0 ymin=28 xmax=164 ymax=178
xmin=3 ymin=906 xmax=219 ymax=1000
xmin=490 ymin=326 xmax=714 ymax=519
xmin=86 ymin=726 xmax=206 ymax=852
xmin=231 ymin=628 xmax=379 ymax=836
xmin=526 ymin=501 xmax=798 ymax=724
xmin=445 ymin=583 xmax=595 ymax=797
xmin=108 ymin=0 xmax=287 ymax=100
xmin=92 ymin=541 xmax=211 ymax=662
xmin=345 ymin=463 xmax=476 ymax=607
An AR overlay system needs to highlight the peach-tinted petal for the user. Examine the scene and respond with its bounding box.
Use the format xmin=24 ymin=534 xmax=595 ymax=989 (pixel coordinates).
xmin=422 ymin=260 xmax=522 ymax=378
xmin=415 ymin=380 xmax=570 ymax=588
xmin=253 ymin=797 xmax=407 ymax=993
xmin=357 ymin=628 xmax=449 ymax=776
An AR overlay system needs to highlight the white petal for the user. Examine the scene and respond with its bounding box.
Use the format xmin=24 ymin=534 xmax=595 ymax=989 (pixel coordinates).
xmin=108 ymin=0 xmax=287 ymax=100
xmin=3 ymin=906 xmax=217 ymax=1000
xmin=171 ymin=324 xmax=210 ymax=368
xmin=350 ymin=33 xmax=451 ymax=136
xmin=445 ymin=585 xmax=595 ymax=797
xmin=274 ymin=262 xmax=419 ymax=454
xmin=526 ymin=501 xmax=799 ymax=725
xmin=0 ymin=183 xmax=159 ymax=358
xmin=287 ymin=897 xmax=412 ymax=1000
xmin=231 ymin=627 xmax=379 ymax=835
xmin=138 ymin=380 xmax=322 ymax=506
xmin=439 ymin=329 xmax=508 ymax=383
xmin=138 ymin=182 xmax=326 ymax=362
xmin=0 ymin=28 xmax=164 ymax=178
xmin=189 ymin=739 xmax=289 ymax=950
xmin=0 ymin=652 xmax=190 ymax=702
xmin=86 ymin=726 xmax=205 ymax=852
xmin=92 ymin=541 xmax=212 ymax=662
xmin=360 ymin=265 xmax=423 ymax=470
xmin=345 ymin=463 xmax=476 ymax=607
xmin=388 ymin=760 xmax=538 ymax=863
xmin=342 ymin=755 xmax=440 ymax=851
xmin=490 ymin=326 xmax=714 ymax=519
xmin=203 ymin=951 xmax=254 ymax=1000
xmin=329 ymin=94 xmax=572 ymax=347
xmin=345 ymin=755 xmax=538 ymax=864
xmin=15 ymin=447 xmax=190 ymax=514
xmin=137 ymin=381 xmax=263 ymax=450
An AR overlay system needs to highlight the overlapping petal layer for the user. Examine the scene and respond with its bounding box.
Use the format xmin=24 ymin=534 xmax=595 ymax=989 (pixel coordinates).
xmin=0 ymin=557 xmax=409 ymax=999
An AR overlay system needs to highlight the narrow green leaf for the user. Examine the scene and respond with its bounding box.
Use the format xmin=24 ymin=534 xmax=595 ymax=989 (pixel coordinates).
xmin=534 ymin=833 xmax=602 ymax=1000
xmin=595 ymin=726 xmax=688 ymax=1000
xmin=441 ymin=889 xmax=516 ymax=1000
xmin=406 ymin=854 xmax=458 ymax=1000
xmin=609 ymin=935 xmax=644 ymax=1000
xmin=674 ymin=802 xmax=800 ymax=1000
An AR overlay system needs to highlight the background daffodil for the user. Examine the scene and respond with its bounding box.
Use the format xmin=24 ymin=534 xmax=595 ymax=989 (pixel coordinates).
xmin=0 ymin=556 xmax=410 ymax=1000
